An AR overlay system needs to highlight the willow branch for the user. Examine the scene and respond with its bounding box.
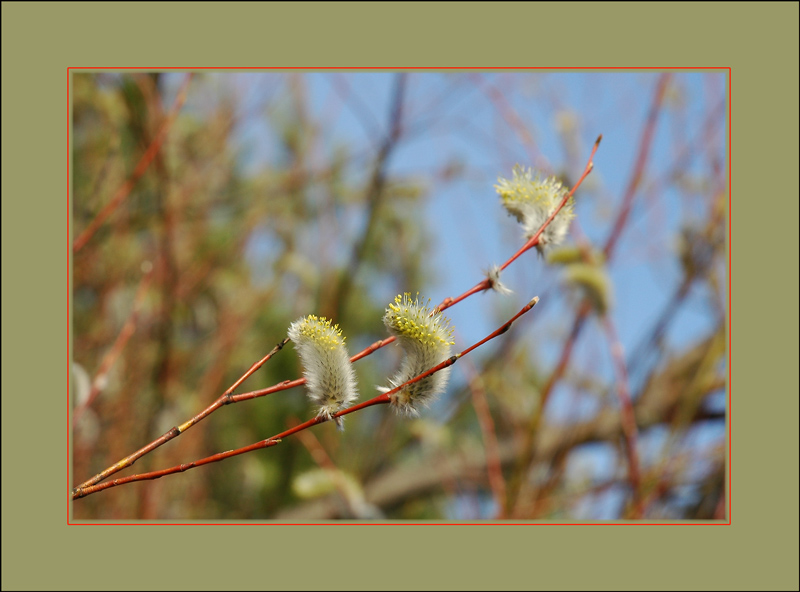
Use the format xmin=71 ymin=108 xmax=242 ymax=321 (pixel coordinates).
xmin=603 ymin=316 xmax=643 ymax=518
xmin=73 ymin=131 xmax=601 ymax=494
xmin=72 ymin=297 xmax=539 ymax=500
xmin=437 ymin=134 xmax=601 ymax=313
xmin=603 ymin=73 xmax=671 ymax=261
xmin=72 ymin=338 xmax=290 ymax=493
xmin=462 ymin=357 xmax=507 ymax=518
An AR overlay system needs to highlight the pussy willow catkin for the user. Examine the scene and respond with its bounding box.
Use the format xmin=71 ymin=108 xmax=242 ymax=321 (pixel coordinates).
xmin=380 ymin=293 xmax=455 ymax=416
xmin=495 ymin=164 xmax=575 ymax=253
xmin=288 ymin=315 xmax=358 ymax=425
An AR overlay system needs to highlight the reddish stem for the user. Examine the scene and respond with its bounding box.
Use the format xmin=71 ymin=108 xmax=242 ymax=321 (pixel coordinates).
xmin=72 ymin=338 xmax=289 ymax=492
xmin=431 ymin=133 xmax=600 ymax=319
xmin=72 ymin=439 xmax=283 ymax=499
xmin=602 ymin=316 xmax=643 ymax=518
xmin=475 ymin=75 xmax=548 ymax=171
xmin=603 ymin=73 xmax=671 ymax=260
xmin=462 ymin=358 xmax=507 ymax=518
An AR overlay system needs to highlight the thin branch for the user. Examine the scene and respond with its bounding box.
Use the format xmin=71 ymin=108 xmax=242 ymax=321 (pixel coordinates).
xmin=72 ymin=338 xmax=290 ymax=492
xmin=508 ymin=302 xmax=589 ymax=516
xmin=73 ymin=73 xmax=193 ymax=252
xmin=602 ymin=316 xmax=643 ymax=518
xmin=603 ymin=73 xmax=671 ymax=260
xmin=73 ymin=264 xmax=155 ymax=421
xmin=473 ymin=74 xmax=549 ymax=172
xmin=461 ymin=357 xmax=507 ymax=518
xmin=436 ymin=134 xmax=601 ymax=313
xmin=72 ymin=297 xmax=539 ymax=500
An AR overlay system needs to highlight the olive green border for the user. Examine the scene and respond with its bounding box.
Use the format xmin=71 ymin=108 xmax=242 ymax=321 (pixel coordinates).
xmin=2 ymin=2 xmax=798 ymax=590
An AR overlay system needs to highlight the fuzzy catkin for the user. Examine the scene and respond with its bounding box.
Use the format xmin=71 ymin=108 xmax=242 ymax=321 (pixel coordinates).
xmin=287 ymin=315 xmax=358 ymax=423
xmin=380 ymin=293 xmax=455 ymax=416
xmin=495 ymin=164 xmax=575 ymax=253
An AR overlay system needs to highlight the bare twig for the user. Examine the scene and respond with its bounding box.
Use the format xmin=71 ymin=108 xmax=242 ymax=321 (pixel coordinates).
xmin=602 ymin=316 xmax=643 ymax=518
xmin=603 ymin=73 xmax=671 ymax=261
xmin=461 ymin=357 xmax=508 ymax=518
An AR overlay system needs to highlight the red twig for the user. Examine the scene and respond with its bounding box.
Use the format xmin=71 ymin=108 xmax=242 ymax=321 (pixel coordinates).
xmin=602 ymin=316 xmax=643 ymax=518
xmin=73 ymin=334 xmax=391 ymax=492
xmin=72 ymin=73 xmax=193 ymax=252
xmin=603 ymin=73 xmax=671 ymax=261
xmin=72 ymin=439 xmax=283 ymax=499
xmin=508 ymin=302 xmax=589 ymax=517
xmin=72 ymin=338 xmax=290 ymax=492
xmin=461 ymin=357 xmax=507 ymax=518
xmin=72 ymin=297 xmax=539 ymax=500
xmin=474 ymin=74 xmax=549 ymax=172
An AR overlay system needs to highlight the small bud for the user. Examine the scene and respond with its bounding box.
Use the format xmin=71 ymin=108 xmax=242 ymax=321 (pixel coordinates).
xmin=485 ymin=264 xmax=513 ymax=295
xmin=288 ymin=315 xmax=358 ymax=426
xmin=380 ymin=293 xmax=455 ymax=416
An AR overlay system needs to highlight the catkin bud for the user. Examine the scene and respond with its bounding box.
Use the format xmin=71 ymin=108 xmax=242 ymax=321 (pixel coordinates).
xmin=486 ymin=263 xmax=513 ymax=295
xmin=495 ymin=164 xmax=575 ymax=253
xmin=380 ymin=293 xmax=455 ymax=416
xmin=288 ymin=315 xmax=358 ymax=426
